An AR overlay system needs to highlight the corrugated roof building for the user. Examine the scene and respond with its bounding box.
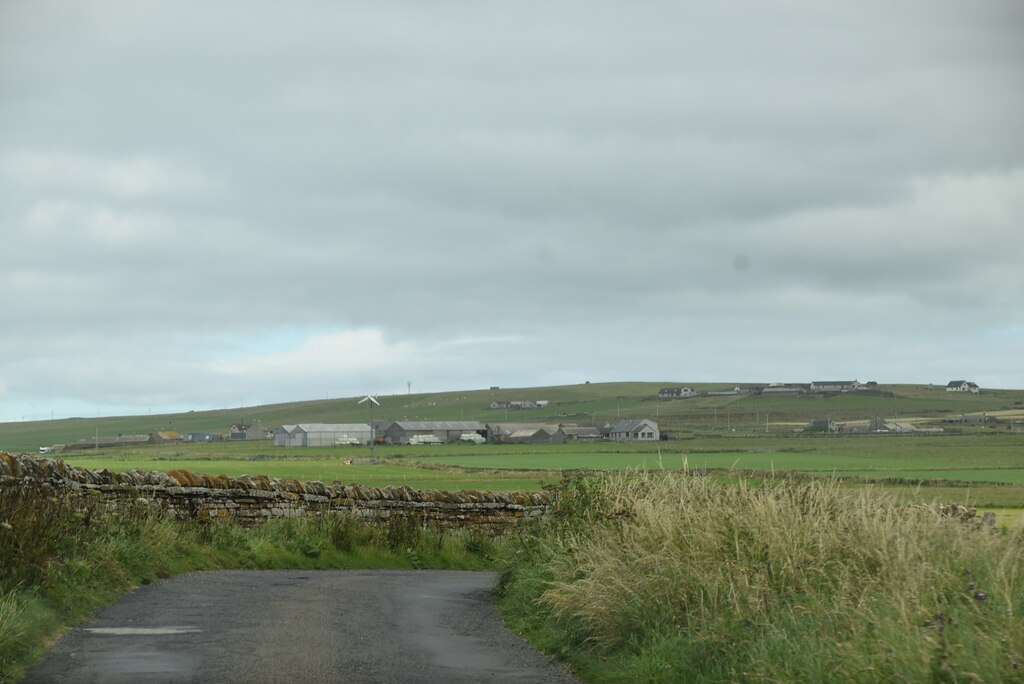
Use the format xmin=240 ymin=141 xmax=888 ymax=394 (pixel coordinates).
xmin=274 ymin=424 xmax=372 ymax=447
xmin=383 ymin=421 xmax=487 ymax=445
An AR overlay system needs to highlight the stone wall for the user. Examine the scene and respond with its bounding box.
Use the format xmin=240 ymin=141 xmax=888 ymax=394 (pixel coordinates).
xmin=0 ymin=453 xmax=551 ymax=533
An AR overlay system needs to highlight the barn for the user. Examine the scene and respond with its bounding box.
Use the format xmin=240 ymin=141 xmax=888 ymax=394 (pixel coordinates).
xmin=382 ymin=421 xmax=488 ymax=445
xmin=274 ymin=424 xmax=372 ymax=447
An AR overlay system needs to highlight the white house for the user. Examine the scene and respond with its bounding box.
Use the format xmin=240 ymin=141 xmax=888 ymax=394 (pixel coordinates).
xmin=946 ymin=380 xmax=980 ymax=394
xmin=609 ymin=418 xmax=660 ymax=441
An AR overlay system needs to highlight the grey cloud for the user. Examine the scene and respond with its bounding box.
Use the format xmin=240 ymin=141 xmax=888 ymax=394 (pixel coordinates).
xmin=1 ymin=1 xmax=1023 ymax=418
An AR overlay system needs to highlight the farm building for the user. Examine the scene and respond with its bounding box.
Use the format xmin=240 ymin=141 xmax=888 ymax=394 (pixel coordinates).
xmin=810 ymin=381 xmax=864 ymax=393
xmin=658 ymin=387 xmax=697 ymax=398
xmin=274 ymin=424 xmax=372 ymax=447
xmin=152 ymin=431 xmax=182 ymax=443
xmin=182 ymin=433 xmax=215 ymax=443
xmin=560 ymin=425 xmax=604 ymax=441
xmin=946 ymin=380 xmax=980 ymax=393
xmin=489 ymin=400 xmax=546 ymax=410
xmin=609 ymin=418 xmax=659 ymax=442
xmin=382 ymin=421 xmax=488 ymax=445
xmin=228 ymin=422 xmax=270 ymax=441
xmin=760 ymin=386 xmax=806 ymax=396
xmin=489 ymin=423 xmax=565 ymax=444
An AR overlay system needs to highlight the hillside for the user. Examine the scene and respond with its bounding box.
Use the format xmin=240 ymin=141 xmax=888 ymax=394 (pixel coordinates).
xmin=1 ymin=381 xmax=1022 ymax=452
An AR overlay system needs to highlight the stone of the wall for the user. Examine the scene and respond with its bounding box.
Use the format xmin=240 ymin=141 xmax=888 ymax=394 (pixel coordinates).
xmin=0 ymin=453 xmax=551 ymax=533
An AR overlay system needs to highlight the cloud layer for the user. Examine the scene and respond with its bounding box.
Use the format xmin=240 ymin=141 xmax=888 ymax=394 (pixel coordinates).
xmin=1 ymin=1 xmax=1022 ymax=420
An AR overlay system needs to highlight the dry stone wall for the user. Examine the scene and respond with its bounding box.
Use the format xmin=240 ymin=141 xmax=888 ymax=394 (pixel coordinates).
xmin=0 ymin=453 xmax=551 ymax=533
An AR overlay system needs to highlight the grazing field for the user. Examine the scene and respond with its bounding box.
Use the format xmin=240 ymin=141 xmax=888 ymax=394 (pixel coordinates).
xmin=43 ymin=431 xmax=1024 ymax=514
xmin=397 ymin=432 xmax=1024 ymax=479
xmin=2 ymin=381 xmax=1023 ymax=453
xmin=63 ymin=456 xmax=559 ymax=493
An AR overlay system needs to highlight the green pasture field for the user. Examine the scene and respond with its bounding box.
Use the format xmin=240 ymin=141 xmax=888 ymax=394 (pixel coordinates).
xmin=63 ymin=456 xmax=558 ymax=493
xmin=397 ymin=432 xmax=1024 ymax=477
xmin=3 ymin=381 xmax=1023 ymax=453
xmin=48 ymin=433 xmax=1024 ymax=513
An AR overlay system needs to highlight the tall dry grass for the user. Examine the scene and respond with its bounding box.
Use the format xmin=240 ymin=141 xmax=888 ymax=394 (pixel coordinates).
xmin=498 ymin=474 xmax=1024 ymax=682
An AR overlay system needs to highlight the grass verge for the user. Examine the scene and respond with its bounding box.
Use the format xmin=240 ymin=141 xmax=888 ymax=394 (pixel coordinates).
xmin=496 ymin=473 xmax=1024 ymax=682
xmin=0 ymin=485 xmax=500 ymax=682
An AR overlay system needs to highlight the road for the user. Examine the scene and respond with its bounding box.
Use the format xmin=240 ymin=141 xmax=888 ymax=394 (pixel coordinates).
xmin=22 ymin=570 xmax=580 ymax=684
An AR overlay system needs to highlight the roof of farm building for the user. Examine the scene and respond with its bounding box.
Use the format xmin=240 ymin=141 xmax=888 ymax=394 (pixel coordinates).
xmin=286 ymin=423 xmax=372 ymax=433
xmin=389 ymin=421 xmax=486 ymax=430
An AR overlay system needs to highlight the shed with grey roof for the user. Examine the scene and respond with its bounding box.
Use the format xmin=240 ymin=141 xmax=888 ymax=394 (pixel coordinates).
xmin=383 ymin=421 xmax=488 ymax=445
xmin=274 ymin=424 xmax=372 ymax=447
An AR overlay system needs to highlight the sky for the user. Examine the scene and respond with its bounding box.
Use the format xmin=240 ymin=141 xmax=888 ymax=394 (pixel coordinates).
xmin=1 ymin=1 xmax=1023 ymax=422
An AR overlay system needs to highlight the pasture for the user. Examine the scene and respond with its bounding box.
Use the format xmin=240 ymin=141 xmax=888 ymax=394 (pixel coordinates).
xmin=49 ymin=431 xmax=1024 ymax=516
xmin=3 ymin=381 xmax=1023 ymax=453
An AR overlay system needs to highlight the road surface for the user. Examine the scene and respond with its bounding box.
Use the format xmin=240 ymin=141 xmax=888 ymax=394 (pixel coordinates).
xmin=22 ymin=569 xmax=579 ymax=684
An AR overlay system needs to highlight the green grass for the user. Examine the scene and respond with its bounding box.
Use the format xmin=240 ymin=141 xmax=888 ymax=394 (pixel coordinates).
xmin=401 ymin=433 xmax=1024 ymax=481
xmin=63 ymin=457 xmax=557 ymax=492
xmin=42 ymin=431 xmax=1024 ymax=507
xmin=496 ymin=474 xmax=1024 ymax=683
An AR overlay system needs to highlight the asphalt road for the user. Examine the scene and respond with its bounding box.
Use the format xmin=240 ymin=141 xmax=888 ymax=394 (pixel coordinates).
xmin=22 ymin=570 xmax=580 ymax=684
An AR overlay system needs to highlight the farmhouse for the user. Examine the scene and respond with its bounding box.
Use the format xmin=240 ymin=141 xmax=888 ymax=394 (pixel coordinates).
xmin=946 ymin=380 xmax=980 ymax=394
xmin=810 ymin=380 xmax=864 ymax=393
xmin=229 ymin=422 xmax=270 ymax=441
xmin=382 ymin=421 xmax=488 ymax=445
xmin=609 ymin=418 xmax=659 ymax=442
xmin=274 ymin=424 xmax=372 ymax=447
xmin=658 ymin=387 xmax=698 ymax=398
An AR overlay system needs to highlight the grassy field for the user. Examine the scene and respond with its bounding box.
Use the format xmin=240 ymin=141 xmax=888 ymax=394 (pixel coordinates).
xmin=2 ymin=381 xmax=1023 ymax=453
xmin=5 ymin=382 xmax=1023 ymax=514
xmin=38 ymin=431 xmax=1024 ymax=516
xmin=64 ymin=456 xmax=559 ymax=492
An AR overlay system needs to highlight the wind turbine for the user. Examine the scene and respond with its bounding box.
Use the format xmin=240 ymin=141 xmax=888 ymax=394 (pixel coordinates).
xmin=359 ymin=394 xmax=380 ymax=457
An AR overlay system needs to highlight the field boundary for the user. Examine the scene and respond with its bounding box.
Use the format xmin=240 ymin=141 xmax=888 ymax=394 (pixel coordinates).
xmin=0 ymin=452 xmax=551 ymax=533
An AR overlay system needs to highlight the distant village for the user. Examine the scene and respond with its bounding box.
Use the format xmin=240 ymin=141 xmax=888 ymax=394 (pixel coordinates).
xmin=42 ymin=379 xmax=992 ymax=453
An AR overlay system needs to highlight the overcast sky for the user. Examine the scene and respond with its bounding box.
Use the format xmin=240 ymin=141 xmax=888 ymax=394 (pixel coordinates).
xmin=2 ymin=1 xmax=1022 ymax=422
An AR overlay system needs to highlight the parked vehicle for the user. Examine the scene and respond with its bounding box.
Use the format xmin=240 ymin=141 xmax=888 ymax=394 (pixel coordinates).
xmin=407 ymin=434 xmax=443 ymax=446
